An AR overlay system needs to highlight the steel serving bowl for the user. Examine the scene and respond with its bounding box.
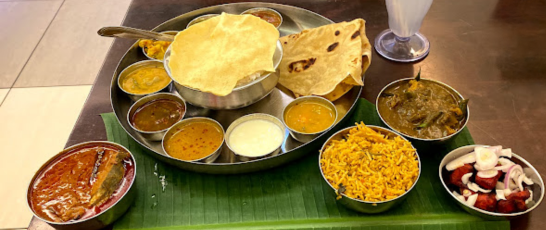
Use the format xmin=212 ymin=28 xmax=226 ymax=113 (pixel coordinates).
xmin=117 ymin=60 xmax=172 ymax=101
xmin=127 ymin=93 xmax=187 ymax=141
xmin=281 ymin=96 xmax=338 ymax=143
xmin=163 ymin=40 xmax=283 ymax=110
xmin=186 ymin=14 xmax=220 ymax=28
xmin=162 ymin=117 xmax=224 ymax=163
xmin=318 ymin=125 xmax=421 ymax=213
xmin=439 ymin=145 xmax=545 ymax=220
xmin=225 ymin=113 xmax=286 ymax=162
xmin=241 ymin=7 xmax=283 ymax=29
xmin=140 ymin=31 xmax=178 ymax=61
xmin=26 ymin=141 xmax=137 ymax=230
xmin=376 ymin=78 xmax=470 ymax=143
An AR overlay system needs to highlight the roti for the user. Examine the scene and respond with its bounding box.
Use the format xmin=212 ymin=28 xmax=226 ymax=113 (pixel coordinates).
xmin=279 ymin=19 xmax=372 ymax=101
xmin=168 ymin=13 xmax=279 ymax=96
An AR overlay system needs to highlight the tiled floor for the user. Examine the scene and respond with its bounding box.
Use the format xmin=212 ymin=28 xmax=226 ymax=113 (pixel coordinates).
xmin=0 ymin=0 xmax=132 ymax=228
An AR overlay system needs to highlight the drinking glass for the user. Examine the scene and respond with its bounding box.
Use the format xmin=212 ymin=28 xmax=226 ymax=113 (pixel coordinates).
xmin=375 ymin=0 xmax=433 ymax=62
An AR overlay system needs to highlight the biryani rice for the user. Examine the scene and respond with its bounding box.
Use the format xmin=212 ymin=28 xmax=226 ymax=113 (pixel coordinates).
xmin=320 ymin=122 xmax=419 ymax=202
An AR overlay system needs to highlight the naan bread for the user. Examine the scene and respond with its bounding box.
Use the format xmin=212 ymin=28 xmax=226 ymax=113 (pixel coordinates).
xmin=169 ymin=13 xmax=279 ymax=96
xmin=279 ymin=19 xmax=372 ymax=101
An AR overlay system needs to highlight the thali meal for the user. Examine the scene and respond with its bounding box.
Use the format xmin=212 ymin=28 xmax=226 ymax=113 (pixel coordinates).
xmin=320 ymin=123 xmax=419 ymax=202
xmin=445 ymin=146 xmax=535 ymax=214
xmin=28 ymin=143 xmax=134 ymax=223
xmin=139 ymin=39 xmax=172 ymax=60
xmin=130 ymin=98 xmax=185 ymax=132
xmin=284 ymin=99 xmax=336 ymax=134
xmin=119 ymin=62 xmax=171 ymax=95
xmin=228 ymin=115 xmax=284 ymax=158
xmin=163 ymin=119 xmax=224 ymax=161
xmin=377 ymin=74 xmax=469 ymax=140
xmin=278 ymin=19 xmax=372 ymax=102
xmin=241 ymin=8 xmax=282 ymax=28
xmin=168 ymin=12 xmax=279 ymax=96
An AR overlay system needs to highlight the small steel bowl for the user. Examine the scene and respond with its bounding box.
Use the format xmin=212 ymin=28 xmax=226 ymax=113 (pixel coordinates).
xmin=439 ymin=145 xmax=545 ymax=220
xmin=319 ymin=125 xmax=421 ymax=213
xmin=140 ymin=31 xmax=178 ymax=61
xmin=281 ymin=96 xmax=338 ymax=143
xmin=127 ymin=93 xmax=187 ymax=141
xmin=376 ymin=78 xmax=470 ymax=143
xmin=225 ymin=113 xmax=286 ymax=162
xmin=162 ymin=117 xmax=224 ymax=163
xmin=118 ymin=60 xmax=172 ymax=101
xmin=26 ymin=141 xmax=136 ymax=230
xmin=163 ymin=41 xmax=283 ymax=110
xmin=241 ymin=7 xmax=283 ymax=29
xmin=186 ymin=14 xmax=220 ymax=29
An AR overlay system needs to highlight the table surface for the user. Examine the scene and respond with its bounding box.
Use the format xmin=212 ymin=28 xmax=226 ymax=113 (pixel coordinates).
xmin=28 ymin=0 xmax=546 ymax=229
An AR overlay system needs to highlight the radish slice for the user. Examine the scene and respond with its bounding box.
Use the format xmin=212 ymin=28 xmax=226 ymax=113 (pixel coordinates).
xmin=496 ymin=189 xmax=506 ymax=200
xmin=526 ymin=190 xmax=534 ymax=205
xmin=446 ymin=152 xmax=476 ymax=171
xmin=475 ymin=147 xmax=499 ymax=170
xmin=467 ymin=194 xmax=478 ymax=206
xmin=496 ymin=181 xmax=505 ymax=190
xmin=453 ymin=191 xmax=466 ymax=202
xmin=468 ymin=182 xmax=492 ymax=193
xmin=477 ymin=169 xmax=499 ymax=178
xmin=462 ymin=173 xmax=473 ymax=185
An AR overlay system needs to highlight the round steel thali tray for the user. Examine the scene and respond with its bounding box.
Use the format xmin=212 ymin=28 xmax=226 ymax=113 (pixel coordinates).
xmin=110 ymin=2 xmax=363 ymax=174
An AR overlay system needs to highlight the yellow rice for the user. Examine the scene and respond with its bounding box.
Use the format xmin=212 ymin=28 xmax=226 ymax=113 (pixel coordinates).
xmin=320 ymin=122 xmax=419 ymax=202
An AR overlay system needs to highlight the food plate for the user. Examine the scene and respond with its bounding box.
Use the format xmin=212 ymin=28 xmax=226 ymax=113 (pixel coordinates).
xmin=110 ymin=3 xmax=363 ymax=174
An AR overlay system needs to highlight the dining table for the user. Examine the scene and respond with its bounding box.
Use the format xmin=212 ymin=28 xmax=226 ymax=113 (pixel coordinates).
xmin=28 ymin=0 xmax=546 ymax=229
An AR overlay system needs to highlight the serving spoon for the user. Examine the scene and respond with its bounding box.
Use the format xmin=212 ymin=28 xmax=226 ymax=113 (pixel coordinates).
xmin=97 ymin=26 xmax=175 ymax=42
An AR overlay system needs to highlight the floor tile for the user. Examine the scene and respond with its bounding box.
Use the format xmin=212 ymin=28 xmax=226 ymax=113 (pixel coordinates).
xmin=0 ymin=89 xmax=8 ymax=103
xmin=0 ymin=85 xmax=91 ymax=228
xmin=14 ymin=0 xmax=132 ymax=88
xmin=0 ymin=1 xmax=62 ymax=88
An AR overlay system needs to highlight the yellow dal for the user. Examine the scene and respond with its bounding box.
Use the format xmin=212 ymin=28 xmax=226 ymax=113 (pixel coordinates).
xmin=320 ymin=122 xmax=419 ymax=202
xmin=164 ymin=122 xmax=223 ymax=161
xmin=285 ymin=101 xmax=335 ymax=133
xmin=120 ymin=66 xmax=171 ymax=95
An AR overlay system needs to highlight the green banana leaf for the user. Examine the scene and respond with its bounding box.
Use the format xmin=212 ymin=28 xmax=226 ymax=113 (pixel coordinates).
xmin=101 ymin=99 xmax=509 ymax=230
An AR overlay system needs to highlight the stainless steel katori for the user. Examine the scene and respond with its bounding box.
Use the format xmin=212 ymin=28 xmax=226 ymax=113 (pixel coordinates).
xmin=127 ymin=93 xmax=187 ymax=141
xmin=376 ymin=78 xmax=470 ymax=143
xmin=282 ymin=96 xmax=338 ymax=143
xmin=162 ymin=117 xmax=224 ymax=163
xmin=110 ymin=2 xmax=363 ymax=174
xmin=26 ymin=141 xmax=137 ymax=230
xmin=439 ymin=145 xmax=545 ymax=220
xmin=163 ymin=41 xmax=283 ymax=110
xmin=186 ymin=14 xmax=220 ymax=28
xmin=241 ymin=7 xmax=284 ymax=29
xmin=140 ymin=31 xmax=178 ymax=61
xmin=117 ymin=60 xmax=172 ymax=101
xmin=318 ymin=125 xmax=421 ymax=213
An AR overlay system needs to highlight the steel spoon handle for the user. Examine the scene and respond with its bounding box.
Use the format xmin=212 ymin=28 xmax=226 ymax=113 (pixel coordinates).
xmin=97 ymin=26 xmax=175 ymax=42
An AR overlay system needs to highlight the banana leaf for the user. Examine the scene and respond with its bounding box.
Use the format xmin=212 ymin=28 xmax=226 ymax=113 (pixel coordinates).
xmin=101 ymin=99 xmax=509 ymax=230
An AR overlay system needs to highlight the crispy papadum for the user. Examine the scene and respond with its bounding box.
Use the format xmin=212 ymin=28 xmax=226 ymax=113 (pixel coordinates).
xmin=279 ymin=19 xmax=372 ymax=101
xmin=169 ymin=13 xmax=279 ymax=96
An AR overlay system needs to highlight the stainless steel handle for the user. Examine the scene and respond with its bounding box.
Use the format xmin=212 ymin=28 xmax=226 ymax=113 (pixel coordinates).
xmin=97 ymin=26 xmax=175 ymax=42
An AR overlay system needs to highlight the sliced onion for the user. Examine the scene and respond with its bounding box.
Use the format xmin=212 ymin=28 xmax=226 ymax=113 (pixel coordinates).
xmin=468 ymin=182 xmax=492 ymax=193
xmin=475 ymin=147 xmax=499 ymax=170
xmin=496 ymin=189 xmax=506 ymax=200
xmin=526 ymin=190 xmax=534 ymax=205
xmin=495 ymin=158 xmax=515 ymax=172
xmin=523 ymin=175 xmax=534 ymax=185
xmin=488 ymin=146 xmax=502 ymax=155
xmin=496 ymin=181 xmax=505 ymax=190
xmin=504 ymin=188 xmax=512 ymax=197
xmin=477 ymin=169 xmax=499 ymax=179
xmin=467 ymin=193 xmax=478 ymax=206
xmin=462 ymin=188 xmax=473 ymax=197
xmin=504 ymin=164 xmax=523 ymax=187
xmin=462 ymin=173 xmax=473 ymax=185
xmin=446 ymin=152 xmax=476 ymax=171
xmin=453 ymin=191 xmax=466 ymax=202
xmin=500 ymin=148 xmax=512 ymax=158
xmin=517 ymin=174 xmax=525 ymax=192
